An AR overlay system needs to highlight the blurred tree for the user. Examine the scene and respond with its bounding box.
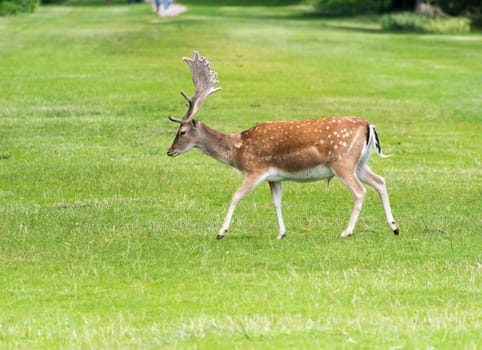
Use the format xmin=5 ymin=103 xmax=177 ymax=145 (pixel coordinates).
xmin=0 ymin=0 xmax=38 ymax=15
xmin=390 ymin=0 xmax=417 ymax=11
xmin=390 ymin=0 xmax=482 ymax=26
xmin=307 ymin=0 xmax=392 ymax=16
xmin=437 ymin=0 xmax=480 ymax=15
xmin=438 ymin=0 xmax=482 ymax=26
xmin=390 ymin=0 xmax=481 ymax=15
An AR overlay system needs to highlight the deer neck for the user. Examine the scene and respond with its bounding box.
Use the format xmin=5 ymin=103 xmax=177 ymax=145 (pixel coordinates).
xmin=195 ymin=121 xmax=240 ymax=168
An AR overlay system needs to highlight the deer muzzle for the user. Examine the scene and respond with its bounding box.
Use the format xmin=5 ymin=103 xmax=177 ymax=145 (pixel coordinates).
xmin=167 ymin=148 xmax=179 ymax=157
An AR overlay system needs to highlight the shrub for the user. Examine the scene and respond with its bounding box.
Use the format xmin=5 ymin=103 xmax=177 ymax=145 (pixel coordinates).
xmin=0 ymin=0 xmax=38 ymax=15
xmin=380 ymin=12 xmax=471 ymax=33
xmin=0 ymin=0 xmax=19 ymax=15
xmin=466 ymin=6 xmax=482 ymax=28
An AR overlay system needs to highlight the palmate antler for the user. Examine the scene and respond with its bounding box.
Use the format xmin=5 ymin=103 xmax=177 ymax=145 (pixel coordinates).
xmin=168 ymin=51 xmax=221 ymax=124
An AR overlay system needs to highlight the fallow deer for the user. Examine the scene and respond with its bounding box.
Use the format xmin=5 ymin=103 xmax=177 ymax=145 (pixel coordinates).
xmin=167 ymin=51 xmax=399 ymax=240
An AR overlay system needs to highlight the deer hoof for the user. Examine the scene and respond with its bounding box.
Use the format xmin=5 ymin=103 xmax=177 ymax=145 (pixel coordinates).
xmin=278 ymin=233 xmax=286 ymax=240
xmin=391 ymin=221 xmax=399 ymax=235
xmin=340 ymin=231 xmax=352 ymax=238
xmin=216 ymin=234 xmax=225 ymax=240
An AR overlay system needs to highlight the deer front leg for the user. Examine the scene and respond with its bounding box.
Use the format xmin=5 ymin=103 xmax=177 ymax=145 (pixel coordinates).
xmin=269 ymin=181 xmax=286 ymax=240
xmin=217 ymin=175 xmax=265 ymax=240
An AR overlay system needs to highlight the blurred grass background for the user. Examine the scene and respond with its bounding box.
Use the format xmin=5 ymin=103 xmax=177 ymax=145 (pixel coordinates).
xmin=0 ymin=1 xmax=481 ymax=348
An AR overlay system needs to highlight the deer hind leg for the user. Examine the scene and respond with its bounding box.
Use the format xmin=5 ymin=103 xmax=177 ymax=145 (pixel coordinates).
xmin=217 ymin=174 xmax=265 ymax=240
xmin=335 ymin=169 xmax=367 ymax=238
xmin=357 ymin=166 xmax=399 ymax=235
xmin=269 ymin=181 xmax=286 ymax=240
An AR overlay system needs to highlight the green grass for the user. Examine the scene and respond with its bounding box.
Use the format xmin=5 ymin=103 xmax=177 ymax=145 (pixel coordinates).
xmin=1 ymin=2 xmax=481 ymax=348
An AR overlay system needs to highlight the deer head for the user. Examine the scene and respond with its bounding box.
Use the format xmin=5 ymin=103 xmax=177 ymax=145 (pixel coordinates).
xmin=167 ymin=51 xmax=221 ymax=157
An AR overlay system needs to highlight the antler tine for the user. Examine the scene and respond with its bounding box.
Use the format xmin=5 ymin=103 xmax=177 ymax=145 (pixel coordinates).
xmin=168 ymin=114 xmax=183 ymax=124
xmin=180 ymin=50 xmax=221 ymax=121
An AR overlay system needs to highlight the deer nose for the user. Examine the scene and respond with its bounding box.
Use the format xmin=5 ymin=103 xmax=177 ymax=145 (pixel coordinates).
xmin=167 ymin=149 xmax=178 ymax=157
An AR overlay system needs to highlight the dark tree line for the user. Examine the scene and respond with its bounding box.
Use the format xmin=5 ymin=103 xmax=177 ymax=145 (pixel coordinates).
xmin=391 ymin=0 xmax=481 ymax=26
xmin=392 ymin=0 xmax=481 ymax=16
xmin=309 ymin=0 xmax=481 ymax=26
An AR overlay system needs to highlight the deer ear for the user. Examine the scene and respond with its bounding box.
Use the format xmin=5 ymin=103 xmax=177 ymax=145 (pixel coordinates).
xmin=191 ymin=119 xmax=197 ymax=130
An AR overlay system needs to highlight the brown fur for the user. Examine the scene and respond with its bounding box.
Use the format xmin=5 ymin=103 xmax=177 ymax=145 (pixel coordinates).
xmin=235 ymin=117 xmax=368 ymax=172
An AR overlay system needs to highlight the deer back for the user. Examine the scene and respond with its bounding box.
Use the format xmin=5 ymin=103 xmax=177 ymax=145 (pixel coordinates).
xmin=235 ymin=117 xmax=370 ymax=173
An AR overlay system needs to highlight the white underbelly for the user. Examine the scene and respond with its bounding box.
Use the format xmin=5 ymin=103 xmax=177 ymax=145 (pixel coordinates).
xmin=265 ymin=165 xmax=334 ymax=183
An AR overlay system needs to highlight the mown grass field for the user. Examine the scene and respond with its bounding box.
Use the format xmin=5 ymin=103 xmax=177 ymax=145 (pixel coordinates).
xmin=0 ymin=1 xmax=481 ymax=348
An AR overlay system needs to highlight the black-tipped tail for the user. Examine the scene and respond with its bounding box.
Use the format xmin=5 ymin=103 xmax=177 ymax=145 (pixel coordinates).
xmin=373 ymin=127 xmax=382 ymax=154
xmin=369 ymin=125 xmax=391 ymax=158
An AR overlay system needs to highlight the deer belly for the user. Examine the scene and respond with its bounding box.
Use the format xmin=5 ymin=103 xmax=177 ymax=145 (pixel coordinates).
xmin=266 ymin=165 xmax=334 ymax=183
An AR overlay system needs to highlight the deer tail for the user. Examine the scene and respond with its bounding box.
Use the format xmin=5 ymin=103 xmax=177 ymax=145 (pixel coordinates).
xmin=368 ymin=124 xmax=391 ymax=158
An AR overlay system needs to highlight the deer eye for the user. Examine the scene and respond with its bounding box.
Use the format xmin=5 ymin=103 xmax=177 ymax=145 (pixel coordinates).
xmin=180 ymin=131 xmax=187 ymax=137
